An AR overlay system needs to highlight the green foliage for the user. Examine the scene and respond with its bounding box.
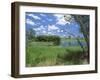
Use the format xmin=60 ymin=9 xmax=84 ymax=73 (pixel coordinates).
xmin=73 ymin=15 xmax=89 ymax=62
xmin=35 ymin=35 xmax=61 ymax=45
xmin=57 ymin=47 xmax=84 ymax=65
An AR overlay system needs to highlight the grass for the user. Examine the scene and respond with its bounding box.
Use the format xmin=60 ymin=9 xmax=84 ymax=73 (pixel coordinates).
xmin=57 ymin=47 xmax=84 ymax=65
xmin=26 ymin=41 xmax=87 ymax=67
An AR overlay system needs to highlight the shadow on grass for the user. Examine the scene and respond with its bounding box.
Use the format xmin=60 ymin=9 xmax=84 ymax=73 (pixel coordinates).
xmin=56 ymin=49 xmax=85 ymax=65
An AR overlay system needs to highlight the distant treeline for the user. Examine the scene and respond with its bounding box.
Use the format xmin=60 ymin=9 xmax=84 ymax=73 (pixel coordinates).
xmin=35 ymin=35 xmax=61 ymax=45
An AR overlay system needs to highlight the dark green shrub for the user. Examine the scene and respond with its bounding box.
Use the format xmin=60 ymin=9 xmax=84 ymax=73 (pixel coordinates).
xmin=35 ymin=35 xmax=61 ymax=45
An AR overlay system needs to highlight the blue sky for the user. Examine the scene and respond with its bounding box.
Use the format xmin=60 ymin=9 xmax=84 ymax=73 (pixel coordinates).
xmin=25 ymin=12 xmax=84 ymax=38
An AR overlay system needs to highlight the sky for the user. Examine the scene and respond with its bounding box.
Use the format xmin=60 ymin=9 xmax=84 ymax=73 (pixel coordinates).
xmin=25 ymin=12 xmax=85 ymax=38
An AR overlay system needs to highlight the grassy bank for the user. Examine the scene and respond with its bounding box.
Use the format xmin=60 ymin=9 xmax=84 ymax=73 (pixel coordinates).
xmin=26 ymin=41 xmax=86 ymax=67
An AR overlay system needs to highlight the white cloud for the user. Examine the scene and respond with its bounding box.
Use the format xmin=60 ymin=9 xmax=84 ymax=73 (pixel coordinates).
xmin=48 ymin=32 xmax=52 ymax=34
xmin=61 ymin=30 xmax=64 ymax=32
xmin=48 ymin=25 xmax=59 ymax=31
xmin=40 ymin=14 xmax=46 ymax=16
xmin=33 ymin=25 xmax=45 ymax=31
xmin=57 ymin=29 xmax=60 ymax=32
xmin=27 ymin=14 xmax=41 ymax=20
xmin=57 ymin=30 xmax=64 ymax=33
xmin=54 ymin=14 xmax=63 ymax=19
xmin=33 ymin=28 xmax=41 ymax=31
xmin=63 ymin=35 xmax=66 ymax=37
xmin=40 ymin=25 xmax=45 ymax=30
xmin=56 ymin=18 xmax=67 ymax=25
xmin=54 ymin=14 xmax=71 ymax=25
xmin=42 ymin=30 xmax=46 ymax=33
xmin=26 ymin=19 xmax=35 ymax=25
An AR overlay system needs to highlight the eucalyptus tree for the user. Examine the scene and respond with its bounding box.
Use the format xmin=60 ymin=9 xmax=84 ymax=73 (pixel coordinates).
xmin=64 ymin=14 xmax=89 ymax=61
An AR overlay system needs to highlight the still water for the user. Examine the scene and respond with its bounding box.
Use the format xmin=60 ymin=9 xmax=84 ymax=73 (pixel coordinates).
xmin=60 ymin=40 xmax=86 ymax=47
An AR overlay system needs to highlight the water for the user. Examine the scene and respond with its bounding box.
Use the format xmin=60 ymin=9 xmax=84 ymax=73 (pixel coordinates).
xmin=60 ymin=40 xmax=87 ymax=47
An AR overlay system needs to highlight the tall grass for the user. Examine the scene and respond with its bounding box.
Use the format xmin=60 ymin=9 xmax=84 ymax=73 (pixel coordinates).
xmin=57 ymin=47 xmax=84 ymax=65
xmin=26 ymin=41 xmax=87 ymax=67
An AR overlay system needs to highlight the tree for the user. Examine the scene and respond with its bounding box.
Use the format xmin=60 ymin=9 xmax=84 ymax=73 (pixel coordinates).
xmin=26 ymin=28 xmax=36 ymax=41
xmin=73 ymin=15 xmax=89 ymax=62
xmin=36 ymin=35 xmax=61 ymax=45
xmin=73 ymin=15 xmax=89 ymax=48
xmin=64 ymin=15 xmax=89 ymax=62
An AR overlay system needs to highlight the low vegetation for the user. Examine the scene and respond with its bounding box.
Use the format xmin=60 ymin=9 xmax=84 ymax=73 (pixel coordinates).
xmin=26 ymin=38 xmax=87 ymax=67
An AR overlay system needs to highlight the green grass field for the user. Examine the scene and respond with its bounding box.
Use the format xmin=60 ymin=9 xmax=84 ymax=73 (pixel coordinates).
xmin=26 ymin=39 xmax=87 ymax=67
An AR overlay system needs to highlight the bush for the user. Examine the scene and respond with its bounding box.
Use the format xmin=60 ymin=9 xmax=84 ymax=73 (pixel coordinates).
xmin=35 ymin=35 xmax=61 ymax=45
